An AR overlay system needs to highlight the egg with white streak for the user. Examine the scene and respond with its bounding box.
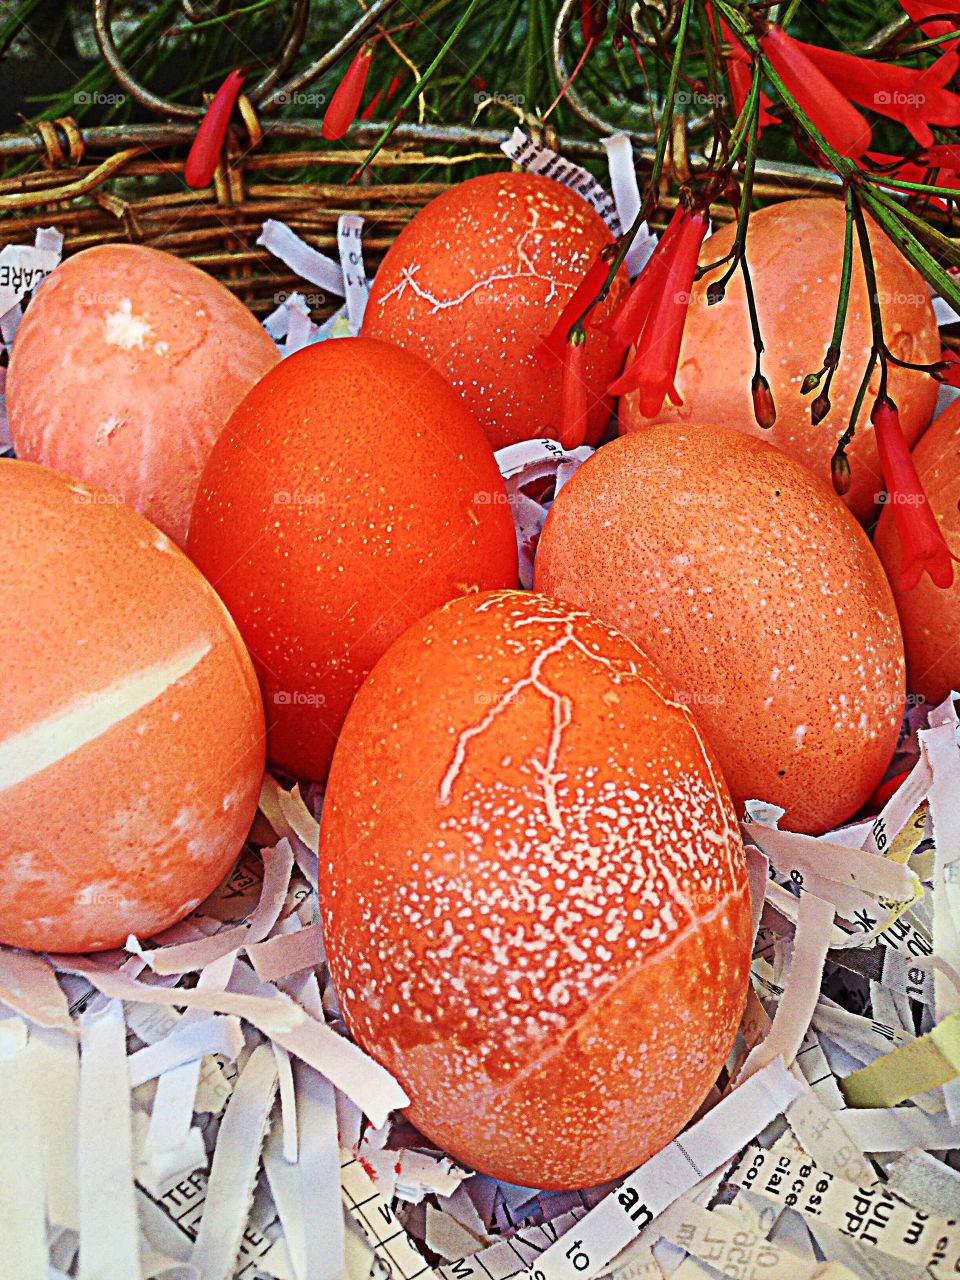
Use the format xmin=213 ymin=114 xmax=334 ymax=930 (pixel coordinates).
xmin=0 ymin=460 xmax=265 ymax=952
xmin=535 ymin=425 xmax=905 ymax=834
xmin=7 ymin=244 xmax=279 ymax=547
xmin=320 ymin=589 xmax=752 ymax=1188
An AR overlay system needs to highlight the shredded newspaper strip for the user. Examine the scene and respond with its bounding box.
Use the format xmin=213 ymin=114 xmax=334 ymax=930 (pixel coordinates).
xmin=1 ymin=691 xmax=959 ymax=1280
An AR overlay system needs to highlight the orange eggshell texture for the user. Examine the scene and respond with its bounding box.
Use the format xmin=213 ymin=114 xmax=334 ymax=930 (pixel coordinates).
xmin=875 ymin=397 xmax=960 ymax=705
xmin=0 ymin=461 xmax=265 ymax=952
xmin=320 ymin=589 xmax=752 ymax=1189
xmin=187 ymin=337 xmax=519 ymax=783
xmin=620 ymin=198 xmax=940 ymax=522
xmin=535 ymin=426 xmax=905 ymax=835
xmin=362 ymin=171 xmax=629 ymax=449
xmin=7 ymin=244 xmax=279 ymax=547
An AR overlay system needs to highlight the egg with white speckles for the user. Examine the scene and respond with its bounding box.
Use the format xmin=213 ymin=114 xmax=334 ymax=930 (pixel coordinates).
xmin=7 ymin=244 xmax=280 ymax=547
xmin=187 ymin=337 xmax=519 ymax=783
xmin=620 ymin=199 xmax=939 ymax=522
xmin=535 ymin=426 xmax=905 ymax=834
xmin=320 ymin=589 xmax=752 ymax=1188
xmin=874 ymin=397 xmax=960 ymax=705
xmin=362 ymin=171 xmax=629 ymax=449
xmin=0 ymin=460 xmax=265 ymax=953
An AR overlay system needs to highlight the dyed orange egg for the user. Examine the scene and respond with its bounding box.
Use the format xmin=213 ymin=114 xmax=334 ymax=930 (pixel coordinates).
xmin=187 ymin=337 xmax=518 ymax=783
xmin=535 ymin=426 xmax=905 ymax=834
xmin=362 ymin=172 xmax=629 ymax=449
xmin=875 ymin=397 xmax=960 ymax=704
xmin=621 ymin=198 xmax=940 ymax=522
xmin=320 ymin=589 xmax=752 ymax=1188
xmin=7 ymin=244 xmax=279 ymax=546
xmin=0 ymin=460 xmax=265 ymax=952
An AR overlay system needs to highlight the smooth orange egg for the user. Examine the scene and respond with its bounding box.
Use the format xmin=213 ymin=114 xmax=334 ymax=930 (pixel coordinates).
xmin=874 ymin=397 xmax=960 ymax=704
xmin=362 ymin=171 xmax=629 ymax=449
xmin=0 ymin=460 xmax=265 ymax=952
xmin=7 ymin=244 xmax=279 ymax=546
xmin=620 ymin=198 xmax=940 ymax=522
xmin=535 ymin=426 xmax=905 ymax=834
xmin=320 ymin=589 xmax=752 ymax=1189
xmin=187 ymin=337 xmax=519 ymax=783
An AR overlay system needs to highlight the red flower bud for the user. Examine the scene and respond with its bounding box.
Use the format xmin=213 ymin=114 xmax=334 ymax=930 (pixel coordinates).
xmin=751 ymin=372 xmax=776 ymax=429
xmin=831 ymin=448 xmax=851 ymax=496
xmin=184 ymin=69 xmax=244 ymax=189
xmin=322 ymin=43 xmax=375 ymax=141
xmin=872 ymin=394 xmax=955 ymax=589
xmin=811 ymin=392 xmax=831 ymax=425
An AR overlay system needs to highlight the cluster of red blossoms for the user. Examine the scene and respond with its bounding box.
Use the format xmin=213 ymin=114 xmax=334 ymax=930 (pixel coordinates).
xmin=542 ymin=2 xmax=960 ymax=590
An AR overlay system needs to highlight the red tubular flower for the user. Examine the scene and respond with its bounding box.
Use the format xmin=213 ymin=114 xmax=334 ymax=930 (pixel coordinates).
xmin=794 ymin=42 xmax=960 ymax=149
xmin=184 ymin=69 xmax=244 ymax=189
xmin=322 ymin=43 xmax=374 ymax=141
xmin=580 ymin=0 xmax=607 ymax=43
xmin=536 ymin=253 xmax=610 ymax=371
xmin=596 ymin=205 xmax=687 ymax=350
xmin=759 ymin=26 xmax=873 ymax=159
xmin=899 ymin=0 xmax=960 ymax=51
xmin=712 ymin=11 xmax=777 ymax=131
xmin=559 ymin=330 xmax=588 ymax=449
xmin=607 ymin=209 xmax=709 ymax=418
xmin=872 ymin=394 xmax=955 ymax=589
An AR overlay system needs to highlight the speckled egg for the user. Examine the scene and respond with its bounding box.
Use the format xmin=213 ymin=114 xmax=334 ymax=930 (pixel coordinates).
xmin=7 ymin=244 xmax=279 ymax=546
xmin=320 ymin=589 xmax=752 ymax=1188
xmin=534 ymin=426 xmax=905 ymax=834
xmin=0 ymin=460 xmax=265 ymax=952
xmin=362 ymin=171 xmax=629 ymax=449
xmin=187 ymin=337 xmax=519 ymax=783
xmin=875 ymin=397 xmax=960 ymax=704
xmin=620 ymin=198 xmax=940 ymax=522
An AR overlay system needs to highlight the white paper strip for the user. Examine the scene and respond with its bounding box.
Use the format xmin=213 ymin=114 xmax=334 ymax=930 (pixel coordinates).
xmin=78 ymin=1000 xmax=142 ymax=1280
xmin=190 ymin=1043 xmax=279 ymax=1280
xmin=0 ymin=1019 xmax=47 ymax=1280
xmin=258 ymin=219 xmax=345 ymax=295
xmin=600 ymin=135 xmax=656 ymax=277
xmin=337 ymin=214 xmax=369 ymax=334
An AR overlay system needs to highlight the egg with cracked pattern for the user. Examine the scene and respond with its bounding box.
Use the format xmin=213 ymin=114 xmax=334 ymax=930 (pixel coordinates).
xmin=362 ymin=171 xmax=630 ymax=450
xmin=0 ymin=460 xmax=265 ymax=953
xmin=320 ymin=589 xmax=752 ymax=1188
xmin=619 ymin=198 xmax=939 ymax=522
xmin=7 ymin=244 xmax=279 ymax=547
xmin=534 ymin=425 xmax=905 ymax=835
xmin=874 ymin=396 xmax=960 ymax=705
xmin=187 ymin=337 xmax=519 ymax=783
